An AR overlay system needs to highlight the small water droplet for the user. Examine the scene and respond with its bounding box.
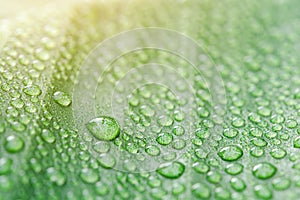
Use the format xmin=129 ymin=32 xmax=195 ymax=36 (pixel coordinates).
xmin=157 ymin=162 xmax=185 ymax=179
xmin=192 ymin=183 xmax=211 ymax=199
xmin=223 ymin=128 xmax=238 ymax=138
xmin=0 ymin=158 xmax=12 ymax=175
xmin=294 ymin=137 xmax=300 ymax=148
xmin=156 ymin=132 xmax=173 ymax=145
xmin=206 ymin=171 xmax=222 ymax=184
xmin=270 ymin=148 xmax=286 ymax=159
xmin=272 ymin=177 xmax=291 ymax=190
xmin=230 ymin=177 xmax=246 ymax=191
xmin=24 ymin=85 xmax=41 ymax=96
xmin=193 ymin=162 xmax=210 ymax=174
xmin=254 ymin=185 xmax=272 ymax=199
xmin=53 ymin=91 xmax=72 ymax=107
xmin=252 ymin=162 xmax=277 ymax=180
xmin=4 ymin=135 xmax=24 ymax=153
xmin=145 ymin=145 xmax=160 ymax=156
xmin=225 ymin=163 xmax=243 ymax=175
xmin=80 ymin=168 xmax=99 ymax=184
xmin=218 ymin=145 xmax=243 ymax=161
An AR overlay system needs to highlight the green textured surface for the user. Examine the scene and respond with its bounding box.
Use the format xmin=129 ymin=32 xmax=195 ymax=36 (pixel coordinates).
xmin=1 ymin=0 xmax=300 ymax=199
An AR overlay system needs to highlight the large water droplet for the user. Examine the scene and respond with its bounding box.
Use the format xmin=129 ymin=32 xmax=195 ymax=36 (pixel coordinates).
xmin=86 ymin=116 xmax=120 ymax=141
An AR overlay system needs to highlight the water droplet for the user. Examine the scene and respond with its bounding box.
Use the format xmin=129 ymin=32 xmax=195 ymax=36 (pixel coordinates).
xmin=172 ymin=183 xmax=185 ymax=195
xmin=257 ymin=107 xmax=271 ymax=117
xmin=251 ymin=138 xmax=267 ymax=147
xmin=192 ymin=183 xmax=210 ymax=199
xmin=197 ymin=107 xmax=210 ymax=118
xmin=254 ymin=185 xmax=272 ymax=199
xmin=86 ymin=116 xmax=120 ymax=141
xmin=53 ymin=91 xmax=72 ymax=107
xmin=172 ymin=126 xmax=185 ymax=136
xmin=192 ymin=138 xmax=203 ymax=146
xmin=32 ymin=60 xmax=45 ymax=71
xmin=206 ymin=171 xmax=222 ymax=184
xmin=250 ymin=147 xmax=264 ymax=157
xmin=225 ymin=163 xmax=243 ymax=175
xmin=218 ymin=145 xmax=243 ymax=161
xmin=147 ymin=176 xmax=161 ymax=188
xmin=294 ymin=137 xmax=300 ymax=148
xmin=156 ymin=132 xmax=173 ymax=145
xmin=35 ymin=48 xmax=50 ymax=61
xmin=158 ymin=115 xmax=173 ymax=127
xmin=252 ymin=162 xmax=277 ymax=180
xmin=270 ymin=148 xmax=286 ymax=159
xmin=195 ymin=148 xmax=208 ymax=159
xmin=80 ymin=168 xmax=99 ymax=184
xmin=230 ymin=177 xmax=246 ymax=191
xmin=174 ymin=110 xmax=185 ymax=121
xmin=231 ymin=117 xmax=245 ymax=128
xmin=157 ymin=162 xmax=185 ymax=179
xmin=215 ymin=187 xmax=231 ymax=199
xmin=145 ymin=145 xmax=160 ymax=156
xmin=172 ymin=139 xmax=186 ymax=150
xmin=93 ymin=141 xmax=110 ymax=153
xmin=193 ymin=162 xmax=210 ymax=174
xmin=4 ymin=135 xmax=24 ymax=153
xmin=95 ymin=182 xmax=109 ymax=196
xmin=195 ymin=128 xmax=210 ymax=139
xmin=41 ymin=129 xmax=56 ymax=144
xmin=286 ymin=119 xmax=297 ymax=129
xmin=270 ymin=114 xmax=285 ymax=124
xmin=139 ymin=105 xmax=155 ymax=117
xmin=0 ymin=175 xmax=13 ymax=190
xmin=249 ymin=128 xmax=262 ymax=137
xmin=0 ymin=158 xmax=12 ymax=175
xmin=223 ymin=128 xmax=238 ymax=138
xmin=272 ymin=177 xmax=291 ymax=190
xmin=46 ymin=167 xmax=66 ymax=186
xmin=24 ymin=85 xmax=41 ymax=96
xmin=98 ymin=154 xmax=116 ymax=169
xmin=11 ymin=121 xmax=26 ymax=132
